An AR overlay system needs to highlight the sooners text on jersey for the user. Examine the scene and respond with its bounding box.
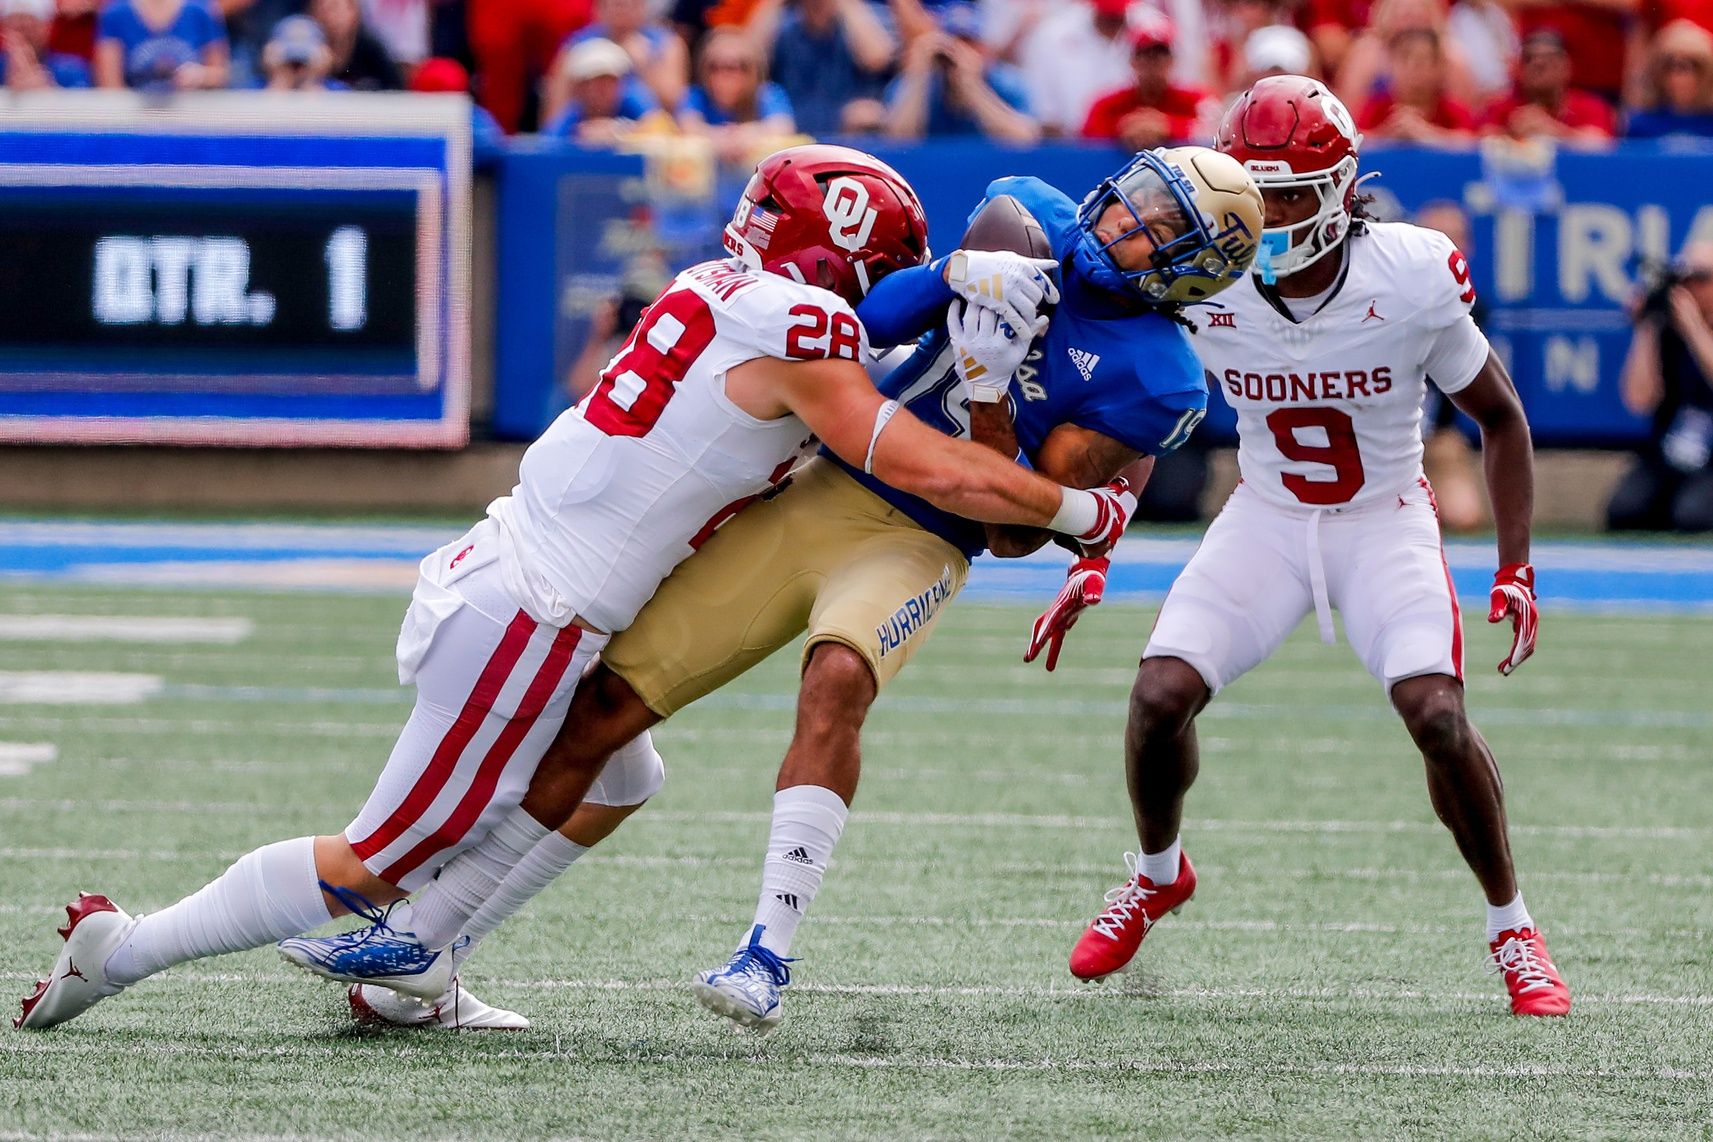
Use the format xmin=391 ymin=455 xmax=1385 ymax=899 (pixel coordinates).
xmin=1192 ymin=221 xmax=1489 ymax=511
xmin=487 ymin=258 xmax=869 ymax=633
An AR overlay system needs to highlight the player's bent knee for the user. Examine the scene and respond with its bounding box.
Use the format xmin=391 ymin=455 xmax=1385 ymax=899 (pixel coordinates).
xmin=1129 ymin=657 xmax=1208 ymax=734
xmin=802 ymin=641 xmax=879 ymax=706
xmin=1394 ymin=678 xmax=1470 ymax=760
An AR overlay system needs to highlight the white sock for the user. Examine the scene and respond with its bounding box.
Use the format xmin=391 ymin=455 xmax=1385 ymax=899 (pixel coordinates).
xmin=410 ymin=807 xmax=549 ymax=951
xmin=1140 ymin=838 xmax=1181 ymax=886
xmin=451 ymin=831 xmax=589 ymax=969
xmin=1485 ymin=892 xmax=1534 ymax=941
xmin=104 ymin=836 xmax=332 ymax=986
xmin=749 ymin=785 xmax=849 ymax=957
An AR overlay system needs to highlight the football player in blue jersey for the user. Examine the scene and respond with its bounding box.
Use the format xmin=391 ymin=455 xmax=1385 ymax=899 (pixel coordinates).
xmin=282 ymin=147 xmax=1262 ymax=1033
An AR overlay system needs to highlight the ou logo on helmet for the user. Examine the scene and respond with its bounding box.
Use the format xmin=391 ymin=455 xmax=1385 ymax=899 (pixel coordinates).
xmin=1319 ymin=88 xmax=1359 ymax=144
xmin=822 ymin=176 xmax=879 ymax=253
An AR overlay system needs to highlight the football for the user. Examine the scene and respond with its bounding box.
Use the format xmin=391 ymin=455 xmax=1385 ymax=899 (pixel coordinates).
xmin=959 ymin=193 xmax=1053 ymax=259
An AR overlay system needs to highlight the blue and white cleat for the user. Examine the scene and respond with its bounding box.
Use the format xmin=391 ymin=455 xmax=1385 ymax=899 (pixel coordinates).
xmin=690 ymin=924 xmax=794 ymax=1033
xmin=278 ymin=892 xmax=463 ymax=1002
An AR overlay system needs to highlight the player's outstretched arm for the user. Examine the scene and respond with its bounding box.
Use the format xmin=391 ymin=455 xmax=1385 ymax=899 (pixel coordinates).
xmin=986 ymin=425 xmax=1149 ymax=558
xmin=1448 ymin=349 xmax=1538 ymax=673
xmin=729 ymin=355 xmax=1122 ymax=538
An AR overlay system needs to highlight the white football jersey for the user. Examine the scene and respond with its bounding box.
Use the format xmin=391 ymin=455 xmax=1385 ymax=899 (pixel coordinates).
xmin=487 ymin=258 xmax=869 ymax=632
xmin=1191 ymin=221 xmax=1490 ymax=511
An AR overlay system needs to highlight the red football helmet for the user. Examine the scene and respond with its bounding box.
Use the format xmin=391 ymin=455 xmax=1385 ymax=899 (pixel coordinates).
xmin=1215 ymin=75 xmax=1362 ymax=279
xmin=723 ymin=144 xmax=930 ymax=307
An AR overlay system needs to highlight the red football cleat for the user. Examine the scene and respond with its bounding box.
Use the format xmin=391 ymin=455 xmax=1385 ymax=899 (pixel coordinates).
xmin=1488 ymin=927 xmax=1571 ymax=1017
xmin=1070 ymin=852 xmax=1196 ymax=981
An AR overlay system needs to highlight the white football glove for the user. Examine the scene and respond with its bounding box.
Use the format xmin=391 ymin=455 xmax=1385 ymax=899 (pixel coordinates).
xmin=947 ymin=301 xmax=1037 ymax=403
xmin=944 ymin=249 xmax=1060 ymax=340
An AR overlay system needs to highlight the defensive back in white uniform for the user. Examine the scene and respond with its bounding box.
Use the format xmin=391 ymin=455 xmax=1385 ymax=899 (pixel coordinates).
xmin=1066 ymin=77 xmax=1569 ymax=1019
xmin=1148 ymin=218 xmax=1485 ymax=692
xmin=1200 ymin=221 xmax=1489 ymax=512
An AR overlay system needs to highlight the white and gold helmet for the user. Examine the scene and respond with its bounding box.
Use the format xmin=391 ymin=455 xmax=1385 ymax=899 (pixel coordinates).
xmin=1072 ymin=145 xmax=1263 ymax=306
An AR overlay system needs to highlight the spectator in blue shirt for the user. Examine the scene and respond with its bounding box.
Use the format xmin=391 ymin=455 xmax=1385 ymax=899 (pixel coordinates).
xmin=542 ymin=36 xmax=664 ymax=145
xmin=562 ymin=0 xmax=689 ymax=112
xmin=1 ymin=0 xmax=92 ymax=89
xmin=680 ymin=26 xmax=796 ymax=162
xmin=1627 ymin=20 xmax=1713 ymax=142
xmin=885 ymin=2 xmax=1037 ymax=143
xmin=753 ymin=0 xmax=896 ymax=135
xmin=95 ymin=0 xmax=229 ymax=90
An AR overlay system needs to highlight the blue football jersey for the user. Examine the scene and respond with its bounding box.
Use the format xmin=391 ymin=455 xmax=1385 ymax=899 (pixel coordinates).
xmin=838 ymin=176 xmax=1208 ymax=559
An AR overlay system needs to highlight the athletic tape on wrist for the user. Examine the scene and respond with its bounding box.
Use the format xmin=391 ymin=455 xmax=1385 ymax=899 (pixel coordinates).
xmin=1048 ymin=486 xmax=1099 ymax=537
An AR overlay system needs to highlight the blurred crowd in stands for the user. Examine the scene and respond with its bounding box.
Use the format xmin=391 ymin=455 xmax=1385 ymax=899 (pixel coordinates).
xmin=5 ymin=0 xmax=1713 ymax=150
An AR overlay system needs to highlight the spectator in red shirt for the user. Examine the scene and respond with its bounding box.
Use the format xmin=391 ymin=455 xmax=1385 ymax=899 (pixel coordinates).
xmin=1207 ymin=0 xmax=1295 ymax=95
xmin=47 ymin=0 xmax=97 ymax=62
xmin=1081 ymin=8 xmax=1216 ymax=149
xmin=1357 ymin=27 xmax=1479 ymax=143
xmin=1485 ymin=28 xmax=1618 ymax=141
xmin=1335 ymin=0 xmax=1480 ymax=112
xmin=1512 ymin=1 xmax=1635 ymax=104
xmin=1304 ymin=0 xmax=1376 ymax=75
xmin=469 ymin=0 xmax=592 ymax=133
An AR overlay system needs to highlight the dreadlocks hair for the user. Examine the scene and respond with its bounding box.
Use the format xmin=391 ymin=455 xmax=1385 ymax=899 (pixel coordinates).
xmin=1349 ymin=191 xmax=1378 ymax=236
xmin=1161 ymin=303 xmax=1198 ymax=333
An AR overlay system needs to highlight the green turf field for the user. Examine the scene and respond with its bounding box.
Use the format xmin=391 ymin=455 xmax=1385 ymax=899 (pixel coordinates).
xmin=1 ymin=583 xmax=1709 ymax=1140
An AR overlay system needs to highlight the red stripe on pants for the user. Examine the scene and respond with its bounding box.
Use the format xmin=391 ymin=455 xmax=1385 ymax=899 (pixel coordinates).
xmin=351 ymin=610 xmax=539 ymax=864
xmin=378 ymin=623 xmax=585 ymax=885
xmin=1421 ymin=478 xmax=1465 ymax=681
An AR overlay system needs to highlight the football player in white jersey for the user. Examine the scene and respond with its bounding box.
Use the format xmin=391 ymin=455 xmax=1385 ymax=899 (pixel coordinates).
xmin=15 ymin=145 xmax=1136 ymax=1032
xmin=1057 ymin=78 xmax=1571 ymax=1016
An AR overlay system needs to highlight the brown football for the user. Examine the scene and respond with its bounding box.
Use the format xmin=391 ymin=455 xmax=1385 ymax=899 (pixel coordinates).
xmin=959 ymin=194 xmax=1054 ymax=259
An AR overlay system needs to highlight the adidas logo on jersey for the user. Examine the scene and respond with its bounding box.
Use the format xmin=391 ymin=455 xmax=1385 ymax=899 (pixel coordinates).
xmin=1068 ymin=347 xmax=1100 ymax=382
xmin=782 ymin=847 xmax=813 ymax=865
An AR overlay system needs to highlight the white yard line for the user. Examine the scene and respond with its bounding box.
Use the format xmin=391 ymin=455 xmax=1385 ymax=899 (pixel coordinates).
xmin=0 ymin=1035 xmax=1706 ymax=1082
xmin=2 ymin=847 xmax=1708 ymax=891
xmin=0 ymin=673 xmax=163 ymax=705
xmin=0 ymin=742 xmax=54 ymax=777
xmin=0 ymin=970 xmax=1706 ymax=1018
xmin=1 ymin=901 xmax=1703 ymax=940
xmin=0 ymin=716 xmax=401 ymax=736
xmin=0 ymin=798 xmax=1700 ymax=840
xmin=0 ymin=615 xmax=253 ymax=644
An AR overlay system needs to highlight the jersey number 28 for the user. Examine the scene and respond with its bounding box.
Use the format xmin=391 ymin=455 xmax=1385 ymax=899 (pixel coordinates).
xmin=583 ymin=289 xmax=718 ymax=437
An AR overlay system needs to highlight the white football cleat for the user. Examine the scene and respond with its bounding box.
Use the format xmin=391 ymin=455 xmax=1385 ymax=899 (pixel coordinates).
xmin=14 ymin=893 xmax=136 ymax=1030
xmin=348 ymin=979 xmax=530 ymax=1031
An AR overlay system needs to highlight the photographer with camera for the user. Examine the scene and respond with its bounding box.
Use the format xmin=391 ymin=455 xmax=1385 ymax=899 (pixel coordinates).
xmin=1608 ymin=241 xmax=1713 ymax=533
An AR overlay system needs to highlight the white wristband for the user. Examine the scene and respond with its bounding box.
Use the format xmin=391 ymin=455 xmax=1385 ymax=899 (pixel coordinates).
xmin=1048 ymin=486 xmax=1099 ymax=537
xmin=864 ymin=399 xmax=901 ymax=475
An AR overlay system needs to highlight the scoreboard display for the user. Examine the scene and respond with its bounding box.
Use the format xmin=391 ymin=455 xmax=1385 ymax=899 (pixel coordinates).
xmin=0 ymin=93 xmax=470 ymax=447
